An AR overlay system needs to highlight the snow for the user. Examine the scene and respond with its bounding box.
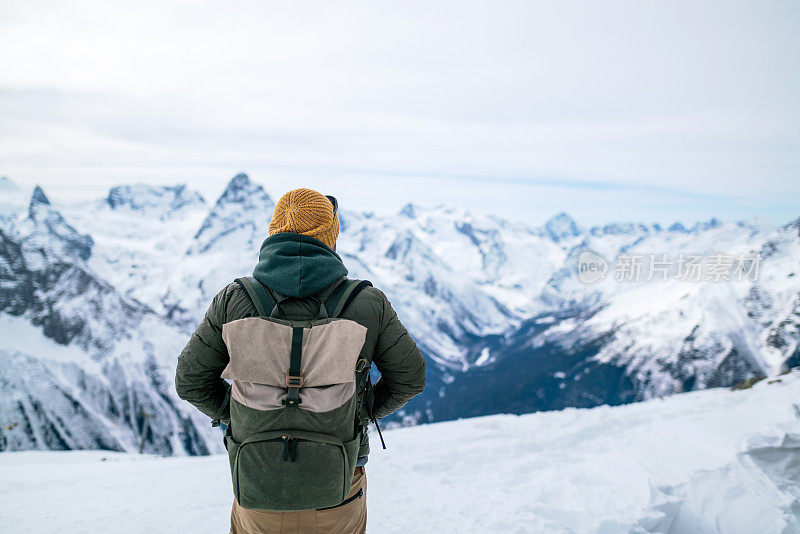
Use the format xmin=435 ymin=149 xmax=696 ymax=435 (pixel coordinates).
xmin=0 ymin=315 xmax=98 ymax=367
xmin=475 ymin=346 xmax=492 ymax=366
xmin=2 ymin=372 xmax=799 ymax=534
xmin=58 ymin=187 xmax=210 ymax=317
xmin=538 ymin=218 xmax=800 ymax=398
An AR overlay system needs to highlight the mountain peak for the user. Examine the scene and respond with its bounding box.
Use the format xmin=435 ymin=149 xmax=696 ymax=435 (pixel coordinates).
xmin=28 ymin=185 xmax=52 ymax=218
xmin=190 ymin=173 xmax=274 ymax=253
xmin=544 ymin=212 xmax=581 ymax=242
xmin=216 ymin=173 xmax=271 ymax=206
xmin=691 ymin=217 xmax=722 ymax=232
xmin=22 ymin=185 xmax=94 ymax=261
xmin=105 ymin=184 xmax=205 ymax=213
xmin=589 ymin=221 xmax=654 ymax=237
xmin=229 ymin=172 xmax=251 ymax=187
xmin=546 ymin=211 xmax=575 ymax=223
xmin=399 ymin=203 xmax=418 ymax=218
xmin=30 ymin=185 xmax=51 ymax=206
xmin=668 ymin=221 xmax=689 ymax=233
xmin=782 ymin=216 xmax=800 ymax=235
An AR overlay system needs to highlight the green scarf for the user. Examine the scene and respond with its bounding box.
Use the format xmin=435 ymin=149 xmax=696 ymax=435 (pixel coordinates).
xmin=252 ymin=232 xmax=347 ymax=298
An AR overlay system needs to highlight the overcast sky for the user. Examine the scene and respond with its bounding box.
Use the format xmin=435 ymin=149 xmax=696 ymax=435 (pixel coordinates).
xmin=1 ymin=0 xmax=798 ymax=227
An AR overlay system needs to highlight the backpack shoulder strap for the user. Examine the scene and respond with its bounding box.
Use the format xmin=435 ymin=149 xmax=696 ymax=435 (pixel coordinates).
xmin=328 ymin=279 xmax=373 ymax=318
xmin=322 ymin=277 xmax=349 ymax=317
xmin=234 ymin=276 xmax=277 ymax=318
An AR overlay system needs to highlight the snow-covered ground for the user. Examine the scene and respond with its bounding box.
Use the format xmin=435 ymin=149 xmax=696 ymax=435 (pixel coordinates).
xmin=2 ymin=372 xmax=798 ymax=534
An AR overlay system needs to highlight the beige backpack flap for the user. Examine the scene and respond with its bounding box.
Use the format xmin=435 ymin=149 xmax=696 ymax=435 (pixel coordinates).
xmin=221 ymin=317 xmax=367 ymax=412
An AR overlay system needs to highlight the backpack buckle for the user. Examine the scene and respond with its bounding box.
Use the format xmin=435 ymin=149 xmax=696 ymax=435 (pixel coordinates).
xmin=285 ymin=371 xmax=305 ymax=387
xmin=355 ymin=358 xmax=368 ymax=373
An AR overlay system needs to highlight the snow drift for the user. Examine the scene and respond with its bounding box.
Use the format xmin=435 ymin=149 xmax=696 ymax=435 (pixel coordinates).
xmin=1 ymin=370 xmax=798 ymax=533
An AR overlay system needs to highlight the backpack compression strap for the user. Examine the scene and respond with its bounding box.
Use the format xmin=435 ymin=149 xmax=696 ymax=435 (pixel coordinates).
xmin=235 ymin=276 xmax=276 ymax=317
xmin=283 ymin=326 xmax=304 ymax=407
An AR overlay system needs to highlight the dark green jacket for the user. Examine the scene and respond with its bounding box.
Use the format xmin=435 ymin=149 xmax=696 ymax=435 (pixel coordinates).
xmin=175 ymin=232 xmax=427 ymax=457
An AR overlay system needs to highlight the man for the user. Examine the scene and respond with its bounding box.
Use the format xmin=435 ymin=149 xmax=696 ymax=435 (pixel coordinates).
xmin=175 ymin=187 xmax=427 ymax=533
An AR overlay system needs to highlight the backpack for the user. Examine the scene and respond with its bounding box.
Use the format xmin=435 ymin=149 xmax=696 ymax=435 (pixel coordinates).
xmin=221 ymin=275 xmax=375 ymax=511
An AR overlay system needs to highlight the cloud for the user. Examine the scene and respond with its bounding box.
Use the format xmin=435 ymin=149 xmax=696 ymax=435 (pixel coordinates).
xmin=1 ymin=0 xmax=798 ymax=225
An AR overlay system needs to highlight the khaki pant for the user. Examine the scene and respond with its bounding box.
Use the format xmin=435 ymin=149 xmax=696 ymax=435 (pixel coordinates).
xmin=230 ymin=467 xmax=367 ymax=534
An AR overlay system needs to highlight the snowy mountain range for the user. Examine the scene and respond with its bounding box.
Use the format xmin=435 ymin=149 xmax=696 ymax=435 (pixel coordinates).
xmin=1 ymin=173 xmax=798 ymax=455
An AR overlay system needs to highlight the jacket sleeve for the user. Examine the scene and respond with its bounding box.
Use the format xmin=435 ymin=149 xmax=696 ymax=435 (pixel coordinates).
xmin=175 ymin=286 xmax=232 ymax=423
xmin=371 ymin=289 xmax=427 ymax=420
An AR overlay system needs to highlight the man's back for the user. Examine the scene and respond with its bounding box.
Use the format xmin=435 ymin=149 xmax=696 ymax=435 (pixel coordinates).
xmin=175 ymin=188 xmax=426 ymax=533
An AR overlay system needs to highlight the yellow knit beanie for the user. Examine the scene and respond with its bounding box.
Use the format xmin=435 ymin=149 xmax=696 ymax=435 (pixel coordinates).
xmin=268 ymin=188 xmax=340 ymax=249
